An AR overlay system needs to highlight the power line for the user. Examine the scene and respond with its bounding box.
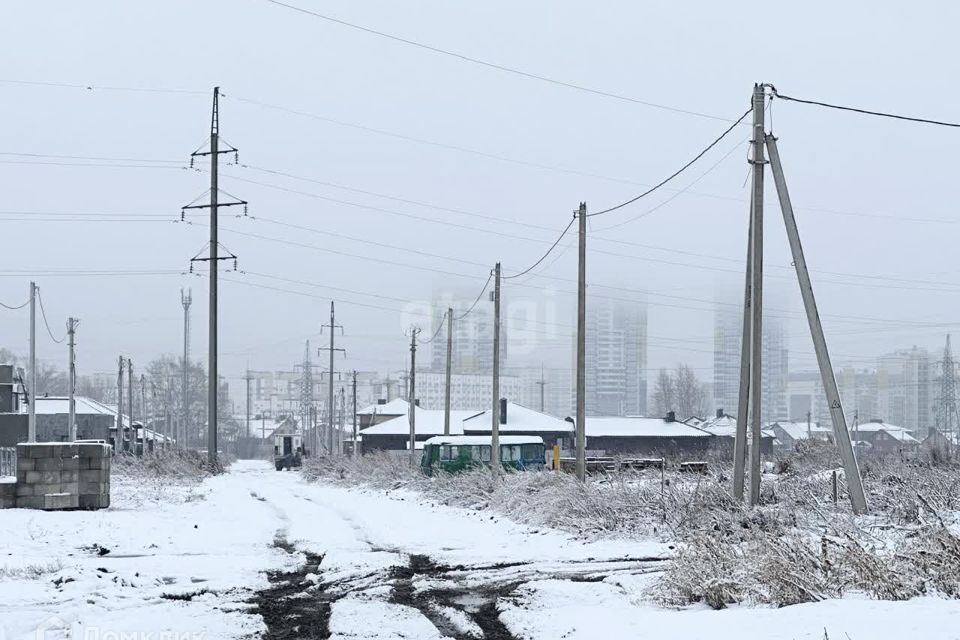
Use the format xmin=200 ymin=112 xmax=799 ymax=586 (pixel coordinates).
xmin=0 ymin=151 xmax=183 ymax=164
xmin=769 ymin=86 xmax=960 ymax=129
xmin=261 ymin=0 xmax=733 ymax=123
xmin=454 ymin=272 xmax=493 ymax=321
xmin=587 ymin=107 xmax=752 ymax=217
xmin=503 ymin=216 xmax=576 ymax=280
xmin=417 ymin=310 xmax=447 ymax=345
xmin=0 ymin=78 xmax=206 ymax=95
xmin=0 ymin=297 xmax=30 ymax=310
xmin=36 ymin=289 xmax=65 ymax=344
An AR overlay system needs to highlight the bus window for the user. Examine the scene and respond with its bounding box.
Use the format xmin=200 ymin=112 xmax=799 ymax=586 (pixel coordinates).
xmin=521 ymin=444 xmax=542 ymax=460
xmin=441 ymin=445 xmax=460 ymax=461
xmin=502 ymin=445 xmax=521 ymax=461
xmin=478 ymin=445 xmax=491 ymax=462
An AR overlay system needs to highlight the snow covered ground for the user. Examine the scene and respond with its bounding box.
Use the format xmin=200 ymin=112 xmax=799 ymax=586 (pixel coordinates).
xmin=3 ymin=460 xmax=960 ymax=639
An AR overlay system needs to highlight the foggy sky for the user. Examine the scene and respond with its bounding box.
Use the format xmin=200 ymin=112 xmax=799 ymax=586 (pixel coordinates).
xmin=1 ymin=0 xmax=958 ymax=393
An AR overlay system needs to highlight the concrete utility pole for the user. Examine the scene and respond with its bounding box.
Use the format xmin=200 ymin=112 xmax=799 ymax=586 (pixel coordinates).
xmin=747 ymin=84 xmax=765 ymax=506
xmin=352 ymin=370 xmax=358 ymax=457
xmin=765 ymin=132 xmax=867 ymax=513
xmin=185 ymin=87 xmax=244 ymax=464
xmin=245 ymin=368 xmax=252 ymax=440
xmin=181 ymin=288 xmax=191 ymax=450
xmin=128 ymin=358 xmax=137 ymax=457
xmin=575 ymin=202 xmax=587 ymax=482
xmin=207 ymin=89 xmax=220 ymax=465
xmin=491 ymin=263 xmax=502 ymax=478
xmin=28 ymin=282 xmax=36 ymax=442
xmin=140 ymin=374 xmax=147 ymax=451
xmin=408 ymin=328 xmax=420 ymax=466
xmin=320 ymin=301 xmax=345 ymax=455
xmin=732 ymin=196 xmax=753 ymax=501
xmin=117 ymin=356 xmax=124 ymax=452
xmin=67 ymin=317 xmax=77 ymax=442
xmin=443 ymin=308 xmax=453 ymax=436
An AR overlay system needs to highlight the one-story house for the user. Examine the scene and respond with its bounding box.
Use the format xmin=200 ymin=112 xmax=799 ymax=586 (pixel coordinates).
xmin=360 ymin=406 xmax=476 ymax=452
xmin=580 ymin=413 xmax=714 ymax=456
xmin=697 ymin=410 xmax=776 ymax=455
xmin=768 ymin=420 xmax=833 ymax=450
xmin=356 ymin=398 xmax=410 ymax=430
xmin=462 ymin=400 xmax=572 ymax=449
xmin=849 ymin=420 xmax=919 ymax=454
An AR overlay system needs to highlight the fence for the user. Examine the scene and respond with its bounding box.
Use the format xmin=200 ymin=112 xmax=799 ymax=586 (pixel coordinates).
xmin=0 ymin=447 xmax=15 ymax=477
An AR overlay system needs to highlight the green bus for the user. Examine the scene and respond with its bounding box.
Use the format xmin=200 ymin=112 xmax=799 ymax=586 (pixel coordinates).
xmin=420 ymin=435 xmax=546 ymax=476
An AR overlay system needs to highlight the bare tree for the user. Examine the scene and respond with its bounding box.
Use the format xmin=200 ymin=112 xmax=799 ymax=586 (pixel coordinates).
xmin=652 ymin=368 xmax=676 ymax=417
xmin=674 ymin=364 xmax=708 ymax=419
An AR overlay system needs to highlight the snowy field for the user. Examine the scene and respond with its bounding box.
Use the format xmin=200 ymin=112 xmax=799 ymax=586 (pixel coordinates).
xmin=2 ymin=459 xmax=960 ymax=639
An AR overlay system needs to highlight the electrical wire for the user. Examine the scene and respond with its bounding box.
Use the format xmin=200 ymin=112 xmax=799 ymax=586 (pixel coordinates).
xmin=261 ymin=0 xmax=733 ymax=122
xmin=0 ymin=151 xmax=183 ymax=164
xmin=587 ymin=107 xmax=752 ymax=217
xmin=36 ymin=290 xmax=65 ymax=344
xmin=769 ymin=86 xmax=960 ymax=128
xmin=0 ymin=78 xmax=206 ymax=95
xmin=0 ymin=297 xmax=30 ymax=310
xmin=503 ymin=216 xmax=576 ymax=280
xmin=455 ymin=272 xmax=493 ymax=321
xmin=416 ymin=310 xmax=447 ymax=345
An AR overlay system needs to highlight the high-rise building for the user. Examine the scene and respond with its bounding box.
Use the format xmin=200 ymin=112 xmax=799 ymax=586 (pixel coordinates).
xmin=877 ymin=346 xmax=933 ymax=435
xmin=713 ymin=300 xmax=788 ymax=423
xmin=430 ymin=289 xmax=506 ymax=374
xmin=413 ymin=370 xmax=525 ymax=411
xmin=577 ymin=299 xmax=647 ymax=416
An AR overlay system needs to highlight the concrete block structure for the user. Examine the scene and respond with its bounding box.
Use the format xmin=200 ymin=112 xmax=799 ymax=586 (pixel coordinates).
xmin=0 ymin=442 xmax=111 ymax=510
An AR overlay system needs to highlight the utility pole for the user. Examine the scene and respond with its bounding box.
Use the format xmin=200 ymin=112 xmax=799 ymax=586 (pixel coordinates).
xmin=128 ymin=358 xmax=136 ymax=457
xmin=28 ymin=282 xmax=36 ymax=442
xmin=443 ymin=308 xmax=453 ymax=436
xmin=765 ymin=130 xmax=867 ymax=513
xmin=319 ymin=302 xmax=345 ymax=454
xmin=352 ymin=370 xmax=358 ymax=457
xmin=67 ymin=317 xmax=77 ymax=442
xmin=185 ymin=87 xmax=244 ymax=465
xmin=245 ymin=368 xmax=252 ymax=440
xmin=536 ymin=363 xmax=548 ymax=413
xmin=491 ymin=263 xmax=502 ymax=478
xmin=575 ymin=202 xmax=587 ymax=482
xmin=732 ymin=197 xmax=753 ymax=501
xmin=747 ymin=84 xmax=765 ymax=506
xmin=181 ymin=288 xmax=192 ymax=450
xmin=807 ymin=410 xmax=812 ymax=440
xmin=117 ymin=356 xmax=125 ymax=452
xmin=140 ymin=374 xmax=147 ymax=452
xmin=408 ymin=328 xmax=420 ymax=466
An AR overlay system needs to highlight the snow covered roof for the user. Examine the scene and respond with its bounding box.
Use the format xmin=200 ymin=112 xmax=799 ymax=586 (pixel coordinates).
xmin=360 ymin=408 xmax=475 ymax=436
xmin=357 ymin=398 xmax=409 ymax=416
xmin=584 ymin=417 xmax=712 ymax=438
xmin=462 ymin=402 xmax=571 ymax=433
xmin=424 ymin=435 xmax=544 ymax=446
xmin=769 ymin=421 xmax=833 ymax=440
xmin=873 ymin=429 xmax=920 ymax=444
xmin=32 ymin=396 xmax=116 ymax=417
xmin=852 ymin=421 xmax=911 ymax=434
xmin=699 ymin=415 xmax=775 ymax=439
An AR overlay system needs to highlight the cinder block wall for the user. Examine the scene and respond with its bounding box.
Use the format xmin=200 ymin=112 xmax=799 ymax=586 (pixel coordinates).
xmin=9 ymin=442 xmax=111 ymax=510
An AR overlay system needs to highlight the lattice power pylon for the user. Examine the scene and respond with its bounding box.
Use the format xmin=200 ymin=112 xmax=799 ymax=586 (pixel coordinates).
xmin=935 ymin=334 xmax=960 ymax=444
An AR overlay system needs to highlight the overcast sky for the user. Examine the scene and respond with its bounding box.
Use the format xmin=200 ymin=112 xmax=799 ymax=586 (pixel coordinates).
xmin=1 ymin=0 xmax=958 ymax=390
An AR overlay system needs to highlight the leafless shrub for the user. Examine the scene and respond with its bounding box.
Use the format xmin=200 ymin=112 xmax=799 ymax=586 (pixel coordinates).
xmin=113 ymin=449 xmax=227 ymax=480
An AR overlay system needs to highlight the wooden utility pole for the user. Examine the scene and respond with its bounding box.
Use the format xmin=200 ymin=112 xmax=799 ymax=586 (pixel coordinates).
xmin=408 ymin=328 xmax=420 ymax=466
xmin=117 ymin=356 xmax=124 ymax=452
xmin=67 ymin=317 xmax=77 ymax=442
xmin=245 ymin=368 xmax=252 ymax=440
xmin=352 ymin=370 xmax=358 ymax=457
xmin=128 ymin=358 xmax=137 ymax=457
xmin=765 ymin=132 xmax=867 ymax=513
xmin=28 ymin=282 xmax=36 ymax=442
xmin=491 ymin=263 xmax=502 ymax=478
xmin=575 ymin=203 xmax=587 ymax=482
xmin=443 ymin=308 xmax=453 ymax=436
xmin=748 ymin=84 xmax=765 ymax=505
